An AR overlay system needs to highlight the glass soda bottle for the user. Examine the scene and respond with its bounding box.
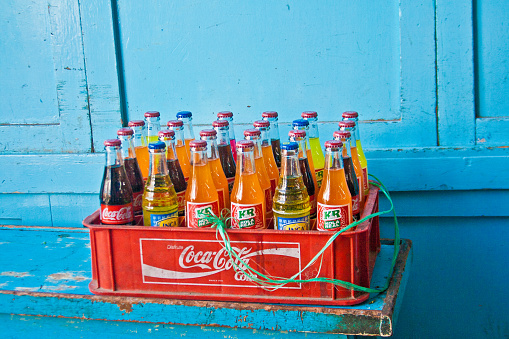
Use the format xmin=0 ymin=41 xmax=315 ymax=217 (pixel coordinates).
xmin=100 ymin=139 xmax=134 ymax=225
xmin=144 ymin=111 xmax=161 ymax=144
xmin=176 ymin=111 xmax=195 ymax=158
xmin=301 ymin=111 xmax=325 ymax=190
xmin=200 ymin=129 xmax=230 ymax=215
xmin=317 ymin=140 xmax=353 ymax=231
xmin=230 ymin=140 xmax=267 ymax=229
xmin=244 ymin=129 xmax=273 ymax=228
xmin=333 ymin=130 xmax=361 ymax=221
xmin=261 ymin=111 xmax=281 ymax=169
xmin=167 ymin=120 xmax=191 ymax=182
xmin=288 ymin=129 xmax=317 ymax=221
xmin=117 ymin=128 xmax=145 ymax=216
xmin=217 ymin=111 xmax=237 ymax=161
xmin=185 ymin=140 xmax=220 ymax=228
xmin=142 ymin=141 xmax=179 ymax=227
xmin=253 ymin=120 xmax=279 ymax=197
xmin=159 ymin=129 xmax=187 ymax=227
xmin=292 ymin=119 xmax=319 ymax=197
xmin=338 ymin=120 xmax=367 ymax=204
xmin=273 ymin=142 xmax=311 ymax=230
xmin=128 ymin=120 xmax=149 ymax=180
xmin=342 ymin=112 xmax=369 ymax=199
xmin=212 ymin=119 xmax=236 ymax=193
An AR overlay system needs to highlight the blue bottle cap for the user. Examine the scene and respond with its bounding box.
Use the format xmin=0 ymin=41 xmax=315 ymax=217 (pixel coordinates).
xmin=292 ymin=118 xmax=309 ymax=127
xmin=176 ymin=111 xmax=192 ymax=118
xmin=280 ymin=142 xmax=298 ymax=151
xmin=148 ymin=141 xmax=166 ymax=150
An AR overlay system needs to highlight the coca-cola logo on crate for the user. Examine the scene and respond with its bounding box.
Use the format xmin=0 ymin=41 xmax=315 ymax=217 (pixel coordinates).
xmin=140 ymin=239 xmax=302 ymax=288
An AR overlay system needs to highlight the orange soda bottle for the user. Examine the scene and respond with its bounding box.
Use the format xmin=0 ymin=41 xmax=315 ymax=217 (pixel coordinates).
xmin=167 ymin=120 xmax=191 ymax=182
xmin=338 ymin=121 xmax=366 ymax=205
xmin=128 ymin=120 xmax=149 ymax=180
xmin=342 ymin=111 xmax=369 ymax=199
xmin=333 ymin=130 xmax=361 ymax=221
xmin=185 ymin=140 xmax=220 ymax=228
xmin=292 ymin=119 xmax=319 ymax=198
xmin=200 ymin=129 xmax=230 ymax=215
xmin=176 ymin=111 xmax=195 ymax=158
xmin=144 ymin=111 xmax=161 ymax=143
xmin=230 ymin=140 xmax=266 ymax=229
xmin=244 ymin=129 xmax=273 ymax=228
xmin=316 ymin=140 xmax=353 ymax=231
xmin=253 ymin=120 xmax=279 ymax=198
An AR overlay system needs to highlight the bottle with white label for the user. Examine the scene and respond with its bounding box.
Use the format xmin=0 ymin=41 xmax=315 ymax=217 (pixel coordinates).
xmin=142 ymin=141 xmax=179 ymax=227
xmin=185 ymin=140 xmax=220 ymax=228
xmin=230 ymin=140 xmax=266 ymax=229
xmin=316 ymin=140 xmax=352 ymax=232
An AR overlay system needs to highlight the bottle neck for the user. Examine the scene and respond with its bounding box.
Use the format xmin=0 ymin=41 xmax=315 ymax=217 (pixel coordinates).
xmin=244 ymin=136 xmax=262 ymax=159
xmin=118 ymin=135 xmax=136 ymax=160
xmin=340 ymin=127 xmax=358 ymax=147
xmin=168 ymin=126 xmax=186 ymax=147
xmin=293 ymin=125 xmax=311 ymax=148
xmin=105 ymin=146 xmax=123 ymax=167
xmin=214 ymin=126 xmax=230 ymax=146
xmin=256 ymin=127 xmax=271 ymax=147
xmin=341 ymin=138 xmax=353 ymax=159
xmin=190 ymin=147 xmax=208 ymax=167
xmin=179 ymin=117 xmax=195 ymax=139
xmin=263 ymin=117 xmax=280 ymax=140
xmin=236 ymin=149 xmax=256 ymax=175
xmin=343 ymin=117 xmax=361 ymax=141
xmin=289 ymin=137 xmax=308 ymax=159
xmin=148 ymin=148 xmax=168 ymax=177
xmin=145 ymin=117 xmax=161 ymax=138
xmin=131 ymin=126 xmax=147 ymax=147
xmin=280 ymin=149 xmax=300 ymax=178
xmin=201 ymin=135 xmax=220 ymax=160
xmin=218 ymin=117 xmax=235 ymax=140
xmin=325 ymin=148 xmax=344 ymax=171
xmin=305 ymin=118 xmax=319 ymax=139
xmin=160 ymin=137 xmax=178 ymax=161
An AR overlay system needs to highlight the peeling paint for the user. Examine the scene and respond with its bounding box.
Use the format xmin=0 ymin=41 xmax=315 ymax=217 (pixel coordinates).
xmin=46 ymin=272 xmax=88 ymax=282
xmin=1 ymin=271 xmax=33 ymax=278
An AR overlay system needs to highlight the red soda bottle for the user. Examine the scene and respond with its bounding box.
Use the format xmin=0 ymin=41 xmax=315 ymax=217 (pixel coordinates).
xmin=212 ymin=119 xmax=236 ymax=192
xmin=99 ymin=139 xmax=134 ymax=225
xmin=217 ymin=111 xmax=237 ymax=160
xmin=117 ymin=128 xmax=144 ymax=216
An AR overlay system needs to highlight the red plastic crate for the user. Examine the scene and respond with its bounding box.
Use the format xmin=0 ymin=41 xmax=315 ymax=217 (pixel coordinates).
xmin=83 ymin=186 xmax=380 ymax=306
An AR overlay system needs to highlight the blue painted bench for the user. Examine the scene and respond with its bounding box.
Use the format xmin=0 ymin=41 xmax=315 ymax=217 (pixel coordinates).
xmin=0 ymin=225 xmax=411 ymax=337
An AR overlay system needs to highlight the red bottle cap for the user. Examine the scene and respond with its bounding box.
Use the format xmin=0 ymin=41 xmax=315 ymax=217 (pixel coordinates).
xmin=236 ymin=140 xmax=254 ymax=149
xmin=262 ymin=111 xmax=278 ymax=118
xmin=128 ymin=120 xmax=145 ymax=127
xmin=333 ymin=130 xmax=351 ymax=139
xmin=243 ymin=129 xmax=261 ymax=137
xmin=167 ymin=120 xmax=184 ymax=127
xmin=158 ymin=129 xmax=175 ymax=138
xmin=217 ymin=111 xmax=233 ymax=118
xmin=324 ymin=140 xmax=343 ymax=149
xmin=338 ymin=120 xmax=356 ymax=128
xmin=288 ymin=129 xmax=307 ymax=138
xmin=104 ymin=139 xmax=121 ymax=147
xmin=253 ymin=120 xmax=270 ymax=128
xmin=301 ymin=111 xmax=317 ymax=118
xmin=144 ymin=111 xmax=160 ymax=118
xmin=199 ymin=129 xmax=217 ymax=137
xmin=342 ymin=111 xmax=359 ymax=119
xmin=212 ymin=120 xmax=229 ymax=128
xmin=189 ymin=140 xmax=207 ymax=148
xmin=117 ymin=127 xmax=134 ymax=136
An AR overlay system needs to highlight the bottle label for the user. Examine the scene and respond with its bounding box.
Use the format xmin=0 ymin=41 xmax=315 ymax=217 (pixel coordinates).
xmin=315 ymin=168 xmax=324 ymax=190
xmin=148 ymin=210 xmax=179 ymax=227
xmin=100 ymin=204 xmax=133 ymax=225
xmin=133 ymin=191 xmax=143 ymax=213
xmin=317 ymin=203 xmax=351 ymax=231
xmin=186 ymin=201 xmax=220 ymax=228
xmin=227 ymin=177 xmax=235 ymax=193
xmin=275 ymin=214 xmax=310 ymax=231
xmin=231 ymin=203 xmax=264 ymax=229
xmin=177 ymin=190 xmax=186 ymax=227
xmin=357 ymin=177 xmax=363 ymax=198
xmin=362 ymin=167 xmax=369 ymax=192
xmin=309 ymin=194 xmax=317 ymax=219
xmin=352 ymin=193 xmax=360 ymax=218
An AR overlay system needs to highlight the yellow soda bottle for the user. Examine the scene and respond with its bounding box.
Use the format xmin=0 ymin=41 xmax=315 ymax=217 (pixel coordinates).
xmin=301 ymin=111 xmax=325 ymax=190
xmin=273 ymin=142 xmax=311 ymax=230
xmin=176 ymin=111 xmax=195 ymax=158
xmin=342 ymin=111 xmax=369 ymax=199
xmin=142 ymin=141 xmax=179 ymax=227
xmin=144 ymin=111 xmax=161 ymax=144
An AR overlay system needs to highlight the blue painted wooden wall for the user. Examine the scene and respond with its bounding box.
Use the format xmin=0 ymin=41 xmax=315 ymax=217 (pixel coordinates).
xmin=1 ymin=0 xmax=508 ymax=337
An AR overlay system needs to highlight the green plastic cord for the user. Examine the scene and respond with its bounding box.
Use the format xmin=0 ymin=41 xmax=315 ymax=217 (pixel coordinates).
xmin=198 ymin=175 xmax=400 ymax=294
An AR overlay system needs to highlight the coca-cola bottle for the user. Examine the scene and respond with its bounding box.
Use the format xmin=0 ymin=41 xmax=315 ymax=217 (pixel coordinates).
xmin=99 ymin=139 xmax=134 ymax=225
xmin=117 ymin=128 xmax=145 ymax=216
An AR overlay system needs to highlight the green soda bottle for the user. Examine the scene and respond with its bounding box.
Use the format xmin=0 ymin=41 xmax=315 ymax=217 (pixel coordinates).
xmin=273 ymin=142 xmax=311 ymax=230
xmin=142 ymin=141 xmax=179 ymax=227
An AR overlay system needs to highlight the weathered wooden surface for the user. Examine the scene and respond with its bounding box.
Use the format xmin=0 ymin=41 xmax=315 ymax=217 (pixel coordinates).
xmin=0 ymin=225 xmax=411 ymax=337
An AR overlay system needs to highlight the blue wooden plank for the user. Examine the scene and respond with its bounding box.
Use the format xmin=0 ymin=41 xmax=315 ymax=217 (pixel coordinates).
xmin=49 ymin=194 xmax=97 ymax=227
xmin=436 ymin=0 xmax=476 ymax=146
xmin=0 ymin=194 xmax=52 ymax=226
xmin=476 ymin=117 xmax=509 ymax=146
